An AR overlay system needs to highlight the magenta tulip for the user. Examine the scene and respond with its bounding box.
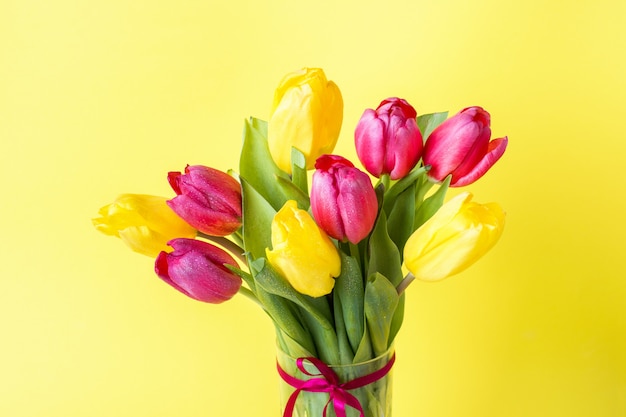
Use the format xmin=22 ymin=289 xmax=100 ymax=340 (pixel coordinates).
xmin=167 ymin=165 xmax=242 ymax=236
xmin=423 ymin=106 xmax=508 ymax=187
xmin=310 ymin=155 xmax=378 ymax=244
xmin=354 ymin=97 xmax=423 ymax=180
xmin=155 ymin=238 xmax=242 ymax=303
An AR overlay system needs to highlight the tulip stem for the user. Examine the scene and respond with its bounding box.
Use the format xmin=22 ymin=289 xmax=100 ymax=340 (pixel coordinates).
xmin=414 ymin=175 xmax=435 ymax=209
xmin=197 ymin=233 xmax=248 ymax=266
xmin=348 ymin=242 xmax=360 ymax=260
xmin=380 ymin=174 xmax=391 ymax=193
xmin=237 ymin=286 xmax=262 ymax=306
xmin=396 ymin=272 xmax=415 ymax=295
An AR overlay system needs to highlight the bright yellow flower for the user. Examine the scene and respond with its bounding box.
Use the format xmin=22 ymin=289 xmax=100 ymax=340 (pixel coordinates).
xmin=403 ymin=192 xmax=505 ymax=281
xmin=266 ymin=200 xmax=341 ymax=297
xmin=268 ymin=68 xmax=343 ymax=173
xmin=93 ymin=194 xmax=196 ymax=257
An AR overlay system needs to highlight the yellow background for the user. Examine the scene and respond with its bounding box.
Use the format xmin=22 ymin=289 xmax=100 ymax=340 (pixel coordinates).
xmin=2 ymin=0 xmax=625 ymax=416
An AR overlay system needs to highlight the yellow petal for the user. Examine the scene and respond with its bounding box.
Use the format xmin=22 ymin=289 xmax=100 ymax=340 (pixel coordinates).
xmin=266 ymin=200 xmax=340 ymax=297
xmin=268 ymin=68 xmax=343 ymax=173
xmin=404 ymin=193 xmax=505 ymax=282
xmin=93 ymin=194 xmax=196 ymax=257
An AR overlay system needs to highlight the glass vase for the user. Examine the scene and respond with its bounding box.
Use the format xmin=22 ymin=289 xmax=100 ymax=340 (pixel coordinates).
xmin=276 ymin=346 xmax=394 ymax=417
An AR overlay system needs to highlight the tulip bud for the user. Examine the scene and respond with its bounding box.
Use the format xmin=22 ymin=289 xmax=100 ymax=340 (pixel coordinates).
xmin=93 ymin=194 xmax=196 ymax=257
xmin=167 ymin=165 xmax=242 ymax=236
xmin=266 ymin=200 xmax=341 ymax=297
xmin=354 ymin=97 xmax=423 ymax=180
xmin=268 ymin=68 xmax=343 ymax=173
xmin=155 ymin=238 xmax=242 ymax=303
xmin=423 ymin=106 xmax=508 ymax=187
xmin=310 ymin=155 xmax=378 ymax=244
xmin=403 ymin=192 xmax=505 ymax=281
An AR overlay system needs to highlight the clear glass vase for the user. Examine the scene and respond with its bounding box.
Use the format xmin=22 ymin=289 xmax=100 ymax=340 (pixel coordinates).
xmin=276 ymin=346 xmax=394 ymax=417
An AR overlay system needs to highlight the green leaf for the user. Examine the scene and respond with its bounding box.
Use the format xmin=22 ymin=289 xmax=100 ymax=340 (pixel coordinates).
xmin=290 ymin=147 xmax=309 ymax=196
xmin=383 ymin=165 xmax=429 ymax=215
xmin=366 ymin=210 xmax=406 ymax=353
xmin=253 ymin=259 xmax=334 ymax=326
xmin=352 ymin=326 xmax=373 ymax=364
xmin=364 ymin=272 xmax=400 ymax=357
xmin=417 ymin=111 xmax=448 ymax=141
xmin=252 ymin=258 xmax=340 ymax=364
xmin=332 ymin=292 xmax=355 ymax=365
xmin=275 ymin=175 xmax=310 ymax=210
xmin=239 ymin=117 xmax=290 ymax=211
xmin=335 ymin=252 xmax=365 ymax=355
xmin=386 ymin=182 xmax=416 ymax=255
xmin=367 ymin=210 xmax=403 ymax=287
xmin=224 ymin=264 xmax=256 ymax=293
xmin=275 ymin=326 xmax=315 ymax=359
xmin=388 ymin=292 xmax=405 ymax=347
xmin=240 ymin=178 xmax=276 ymax=261
xmin=413 ymin=174 xmax=451 ymax=229
xmin=245 ymin=259 xmax=317 ymax=356
xmin=255 ymin=287 xmax=317 ymax=356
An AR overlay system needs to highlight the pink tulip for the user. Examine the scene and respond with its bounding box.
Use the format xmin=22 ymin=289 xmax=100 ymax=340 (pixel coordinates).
xmin=310 ymin=155 xmax=378 ymax=244
xmin=423 ymin=106 xmax=508 ymax=187
xmin=167 ymin=165 xmax=242 ymax=236
xmin=354 ymin=97 xmax=423 ymax=180
xmin=155 ymin=238 xmax=242 ymax=303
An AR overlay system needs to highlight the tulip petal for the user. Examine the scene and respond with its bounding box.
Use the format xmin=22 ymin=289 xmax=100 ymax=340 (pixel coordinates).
xmin=155 ymin=238 xmax=241 ymax=304
xmin=424 ymin=117 xmax=482 ymax=180
xmin=452 ymin=136 xmax=508 ymax=187
xmin=166 ymin=166 xmax=242 ymax=236
xmin=403 ymin=192 xmax=505 ymax=282
xmin=336 ymin=169 xmax=379 ymax=243
xmin=311 ymin=172 xmax=345 ymax=239
xmin=92 ymin=194 xmax=196 ymax=257
xmin=388 ymin=121 xmax=422 ymax=180
xmin=266 ymin=200 xmax=340 ymax=297
xmin=410 ymin=228 xmax=483 ymax=281
xmin=354 ymin=110 xmax=386 ymax=177
xmin=268 ymin=68 xmax=343 ymax=173
xmin=311 ymin=155 xmax=378 ymax=243
xmin=355 ymin=98 xmax=422 ymax=179
xmin=423 ymin=106 xmax=506 ymax=187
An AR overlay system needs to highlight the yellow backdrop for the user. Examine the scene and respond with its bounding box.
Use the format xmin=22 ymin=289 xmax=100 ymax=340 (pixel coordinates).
xmin=2 ymin=0 xmax=625 ymax=416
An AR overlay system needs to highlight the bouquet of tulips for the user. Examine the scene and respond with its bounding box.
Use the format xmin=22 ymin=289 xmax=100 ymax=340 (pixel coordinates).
xmin=93 ymin=67 xmax=507 ymax=370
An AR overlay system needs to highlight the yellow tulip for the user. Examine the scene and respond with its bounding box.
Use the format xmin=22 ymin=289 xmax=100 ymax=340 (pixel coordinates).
xmin=268 ymin=68 xmax=343 ymax=173
xmin=93 ymin=194 xmax=196 ymax=257
xmin=403 ymin=192 xmax=505 ymax=281
xmin=266 ymin=200 xmax=341 ymax=297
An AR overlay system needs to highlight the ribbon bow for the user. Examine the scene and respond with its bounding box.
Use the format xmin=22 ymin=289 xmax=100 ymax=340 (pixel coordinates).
xmin=276 ymin=353 xmax=395 ymax=417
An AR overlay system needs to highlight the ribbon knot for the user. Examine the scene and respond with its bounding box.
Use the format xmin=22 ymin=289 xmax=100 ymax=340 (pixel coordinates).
xmin=276 ymin=353 xmax=395 ymax=417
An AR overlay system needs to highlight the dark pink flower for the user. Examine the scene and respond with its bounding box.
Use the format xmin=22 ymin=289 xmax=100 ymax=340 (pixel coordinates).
xmin=167 ymin=165 xmax=242 ymax=236
xmin=310 ymin=155 xmax=378 ymax=244
xmin=423 ymin=106 xmax=508 ymax=187
xmin=354 ymin=97 xmax=423 ymax=180
xmin=155 ymin=238 xmax=241 ymax=304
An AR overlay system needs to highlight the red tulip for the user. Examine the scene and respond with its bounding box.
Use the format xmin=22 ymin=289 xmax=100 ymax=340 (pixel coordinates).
xmin=310 ymin=155 xmax=378 ymax=244
xmin=354 ymin=97 xmax=423 ymax=180
xmin=167 ymin=165 xmax=242 ymax=236
xmin=423 ymin=106 xmax=508 ymax=187
xmin=155 ymin=238 xmax=242 ymax=303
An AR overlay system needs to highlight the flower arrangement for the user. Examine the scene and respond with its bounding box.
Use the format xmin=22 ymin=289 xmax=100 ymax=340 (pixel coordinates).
xmin=93 ymin=67 xmax=507 ymax=416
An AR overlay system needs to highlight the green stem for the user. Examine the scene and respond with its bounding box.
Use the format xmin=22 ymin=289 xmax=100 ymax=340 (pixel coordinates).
xmin=237 ymin=286 xmax=263 ymax=307
xmin=381 ymin=174 xmax=391 ymax=193
xmin=197 ymin=233 xmax=247 ymax=265
xmin=414 ymin=175 xmax=435 ymax=210
xmin=349 ymin=242 xmax=360 ymax=261
xmin=396 ymin=272 xmax=415 ymax=295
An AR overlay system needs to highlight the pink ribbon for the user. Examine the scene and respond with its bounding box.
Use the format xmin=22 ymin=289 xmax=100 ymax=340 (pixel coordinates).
xmin=276 ymin=353 xmax=395 ymax=417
